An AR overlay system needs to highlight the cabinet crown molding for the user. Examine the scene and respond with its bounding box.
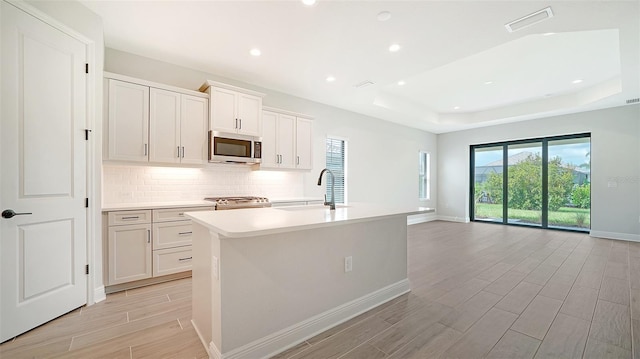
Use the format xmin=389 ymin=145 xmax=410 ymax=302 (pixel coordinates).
xmin=262 ymin=106 xmax=314 ymax=120
xmin=199 ymin=80 xmax=266 ymax=98
xmin=104 ymin=72 xmax=207 ymax=98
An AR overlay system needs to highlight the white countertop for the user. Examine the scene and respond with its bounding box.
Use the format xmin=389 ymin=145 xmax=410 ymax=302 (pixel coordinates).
xmin=102 ymin=200 xmax=214 ymax=211
xmin=269 ymin=197 xmax=324 ymax=204
xmin=186 ymin=203 xmax=435 ymax=238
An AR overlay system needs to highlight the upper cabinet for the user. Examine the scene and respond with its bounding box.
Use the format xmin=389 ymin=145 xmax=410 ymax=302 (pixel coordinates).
xmin=107 ymin=79 xmax=149 ymax=162
xmin=261 ymin=107 xmax=313 ymax=170
xmin=105 ymin=73 xmax=208 ymax=165
xmin=199 ymin=80 xmax=265 ymax=137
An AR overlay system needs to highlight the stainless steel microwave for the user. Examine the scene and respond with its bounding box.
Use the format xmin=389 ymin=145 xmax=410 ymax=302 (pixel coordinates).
xmin=208 ymin=131 xmax=262 ymax=164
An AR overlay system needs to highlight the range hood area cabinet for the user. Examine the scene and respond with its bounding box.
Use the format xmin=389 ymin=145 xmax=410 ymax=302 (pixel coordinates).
xmin=261 ymin=107 xmax=313 ymax=170
xmin=105 ymin=73 xmax=209 ymax=165
xmin=199 ymin=80 xmax=265 ymax=137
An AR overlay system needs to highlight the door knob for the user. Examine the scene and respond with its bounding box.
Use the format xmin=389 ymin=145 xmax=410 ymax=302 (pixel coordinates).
xmin=2 ymin=209 xmax=32 ymax=219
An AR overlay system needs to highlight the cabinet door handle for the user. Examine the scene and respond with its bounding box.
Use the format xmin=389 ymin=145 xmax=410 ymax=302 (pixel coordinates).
xmin=144 ymin=144 xmax=148 ymax=156
xmin=121 ymin=216 xmax=139 ymax=220
xmin=178 ymin=256 xmax=192 ymax=261
xmin=297 ymin=156 xmax=300 ymax=165
xmin=178 ymin=231 xmax=192 ymax=235
xmin=235 ymin=118 xmax=238 ymax=129
xmin=239 ymin=119 xmax=242 ymax=130
xmin=181 ymin=146 xmax=185 ymax=158
xmin=177 ymin=146 xmax=181 ymax=158
xmin=147 ymin=229 xmax=151 ymax=244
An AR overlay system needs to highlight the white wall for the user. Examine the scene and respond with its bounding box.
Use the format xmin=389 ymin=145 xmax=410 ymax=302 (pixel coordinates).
xmin=24 ymin=0 xmax=106 ymax=302
xmin=438 ymin=105 xmax=640 ymax=241
xmin=104 ymin=48 xmax=437 ymax=209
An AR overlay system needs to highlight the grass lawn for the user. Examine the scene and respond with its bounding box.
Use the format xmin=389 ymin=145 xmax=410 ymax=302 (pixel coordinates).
xmin=475 ymin=203 xmax=590 ymax=228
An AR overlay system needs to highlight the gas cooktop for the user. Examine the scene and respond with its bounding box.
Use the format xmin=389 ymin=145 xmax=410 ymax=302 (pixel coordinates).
xmin=203 ymin=196 xmax=271 ymax=210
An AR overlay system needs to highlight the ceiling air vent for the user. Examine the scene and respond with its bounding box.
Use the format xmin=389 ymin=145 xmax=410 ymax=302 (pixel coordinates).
xmin=505 ymin=7 xmax=553 ymax=33
xmin=354 ymin=80 xmax=375 ymax=88
xmin=626 ymin=98 xmax=640 ymax=104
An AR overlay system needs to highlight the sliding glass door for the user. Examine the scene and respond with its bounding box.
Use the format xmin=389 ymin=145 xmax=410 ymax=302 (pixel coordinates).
xmin=547 ymin=137 xmax=591 ymax=230
xmin=507 ymin=142 xmax=543 ymax=227
xmin=473 ymin=146 xmax=503 ymax=223
xmin=470 ymin=133 xmax=590 ymax=232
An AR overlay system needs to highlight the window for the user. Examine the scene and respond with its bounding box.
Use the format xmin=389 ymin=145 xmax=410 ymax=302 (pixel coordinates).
xmin=419 ymin=151 xmax=430 ymax=200
xmin=325 ymin=137 xmax=346 ymax=204
xmin=471 ymin=133 xmax=590 ymax=232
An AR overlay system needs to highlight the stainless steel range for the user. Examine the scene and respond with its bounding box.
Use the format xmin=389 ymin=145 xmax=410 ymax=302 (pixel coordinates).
xmin=204 ymin=196 xmax=271 ymax=210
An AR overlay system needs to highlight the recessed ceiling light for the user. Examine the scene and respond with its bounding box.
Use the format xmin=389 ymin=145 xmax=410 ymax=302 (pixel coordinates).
xmin=572 ymin=79 xmax=583 ymax=84
xmin=388 ymin=43 xmax=401 ymax=52
xmin=326 ymin=76 xmax=336 ymax=82
xmin=301 ymin=0 xmax=316 ymax=6
xmin=484 ymin=81 xmax=493 ymax=85
xmin=454 ymin=106 xmax=460 ymax=110
xmin=377 ymin=11 xmax=391 ymax=21
xmin=249 ymin=48 xmax=261 ymax=57
xmin=397 ymin=80 xmax=406 ymax=86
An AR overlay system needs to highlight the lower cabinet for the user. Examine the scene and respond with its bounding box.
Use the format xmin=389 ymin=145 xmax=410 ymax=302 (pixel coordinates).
xmin=105 ymin=206 xmax=213 ymax=286
xmin=108 ymin=223 xmax=152 ymax=285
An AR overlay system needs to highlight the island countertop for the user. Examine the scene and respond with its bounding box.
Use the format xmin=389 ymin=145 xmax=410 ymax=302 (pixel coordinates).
xmin=186 ymin=203 xmax=435 ymax=238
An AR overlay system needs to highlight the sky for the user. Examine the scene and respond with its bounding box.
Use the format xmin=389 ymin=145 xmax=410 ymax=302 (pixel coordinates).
xmin=475 ymin=141 xmax=591 ymax=168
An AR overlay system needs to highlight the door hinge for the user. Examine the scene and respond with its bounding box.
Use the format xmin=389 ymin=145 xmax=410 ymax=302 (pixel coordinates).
xmin=85 ymin=129 xmax=92 ymax=140
xmin=85 ymin=264 xmax=89 ymax=275
xmin=85 ymin=63 xmax=89 ymax=74
xmin=85 ymin=198 xmax=89 ymax=208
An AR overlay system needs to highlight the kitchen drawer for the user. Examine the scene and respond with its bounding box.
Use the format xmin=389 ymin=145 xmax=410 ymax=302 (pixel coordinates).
xmin=153 ymin=221 xmax=193 ymax=250
xmin=153 ymin=246 xmax=192 ymax=277
xmin=152 ymin=206 xmax=213 ymax=222
xmin=108 ymin=210 xmax=152 ymax=226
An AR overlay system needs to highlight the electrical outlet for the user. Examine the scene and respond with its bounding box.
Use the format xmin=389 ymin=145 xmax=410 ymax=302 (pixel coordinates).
xmin=344 ymin=256 xmax=352 ymax=273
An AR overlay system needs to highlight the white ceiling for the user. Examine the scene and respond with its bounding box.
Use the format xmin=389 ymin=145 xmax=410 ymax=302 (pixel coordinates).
xmin=81 ymin=0 xmax=640 ymax=134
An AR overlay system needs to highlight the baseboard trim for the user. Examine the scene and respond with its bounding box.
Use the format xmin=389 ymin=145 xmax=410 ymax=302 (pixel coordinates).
xmin=590 ymin=231 xmax=640 ymax=242
xmin=220 ymin=279 xmax=411 ymax=359
xmin=407 ymin=213 xmax=437 ymax=225
xmin=93 ymin=286 xmax=106 ymax=304
xmin=192 ymin=319 xmax=218 ymax=359
xmin=436 ymin=215 xmax=470 ymax=223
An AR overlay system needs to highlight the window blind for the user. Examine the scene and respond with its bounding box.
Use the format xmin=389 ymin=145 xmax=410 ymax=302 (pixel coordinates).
xmin=419 ymin=151 xmax=430 ymax=200
xmin=325 ymin=138 xmax=345 ymax=204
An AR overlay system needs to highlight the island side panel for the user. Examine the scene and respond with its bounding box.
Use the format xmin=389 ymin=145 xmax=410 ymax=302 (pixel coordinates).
xmin=191 ymin=223 xmax=222 ymax=355
xmin=219 ymin=215 xmax=408 ymax=352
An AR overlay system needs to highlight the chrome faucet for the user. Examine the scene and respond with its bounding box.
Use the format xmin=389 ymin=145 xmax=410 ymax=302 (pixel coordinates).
xmin=317 ymin=168 xmax=336 ymax=210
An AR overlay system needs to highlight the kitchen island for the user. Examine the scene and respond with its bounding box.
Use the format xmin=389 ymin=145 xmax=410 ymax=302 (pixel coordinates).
xmin=187 ymin=204 xmax=434 ymax=359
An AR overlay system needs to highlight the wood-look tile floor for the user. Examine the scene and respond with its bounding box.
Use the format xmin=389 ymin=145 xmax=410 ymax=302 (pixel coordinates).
xmin=2 ymin=221 xmax=639 ymax=358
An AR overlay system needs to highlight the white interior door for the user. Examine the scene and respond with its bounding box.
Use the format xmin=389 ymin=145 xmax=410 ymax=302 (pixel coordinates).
xmin=1 ymin=2 xmax=88 ymax=342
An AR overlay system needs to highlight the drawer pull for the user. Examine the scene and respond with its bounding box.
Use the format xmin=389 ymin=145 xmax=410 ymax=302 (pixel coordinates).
xmin=121 ymin=216 xmax=140 ymax=220
xmin=178 ymin=213 xmax=184 ymax=216
xmin=178 ymin=256 xmax=192 ymax=261
xmin=178 ymin=231 xmax=192 ymax=235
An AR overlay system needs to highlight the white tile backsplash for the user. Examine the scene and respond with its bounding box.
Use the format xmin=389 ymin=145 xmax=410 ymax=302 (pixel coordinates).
xmin=102 ymin=164 xmax=304 ymax=204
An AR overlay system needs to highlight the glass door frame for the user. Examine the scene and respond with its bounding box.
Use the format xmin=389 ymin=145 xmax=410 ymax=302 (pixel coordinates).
xmin=469 ymin=132 xmax=590 ymax=232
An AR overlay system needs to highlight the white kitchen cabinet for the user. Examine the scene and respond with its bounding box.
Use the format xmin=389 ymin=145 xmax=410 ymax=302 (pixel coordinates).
xmin=108 ymin=222 xmax=152 ymax=285
xmin=295 ymin=117 xmax=313 ymax=169
xmin=261 ymin=107 xmax=313 ymax=170
xmin=105 ymin=206 xmax=213 ymax=288
xmin=149 ymin=88 xmax=181 ymax=163
xmin=107 ymin=79 xmax=149 ymax=162
xmin=180 ymin=95 xmax=208 ymax=164
xmin=200 ymin=80 xmax=265 ymax=137
xmin=106 ymin=73 xmax=208 ymax=164
xmin=262 ymin=110 xmax=295 ymax=169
